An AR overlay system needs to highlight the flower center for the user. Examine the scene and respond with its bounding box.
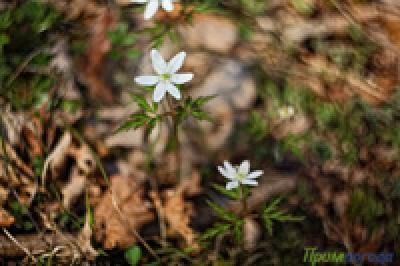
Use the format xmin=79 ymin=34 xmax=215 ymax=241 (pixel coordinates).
xmin=235 ymin=167 xmax=246 ymax=180
xmin=161 ymin=73 xmax=171 ymax=80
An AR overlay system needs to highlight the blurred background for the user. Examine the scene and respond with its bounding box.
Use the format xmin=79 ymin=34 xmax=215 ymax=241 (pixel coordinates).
xmin=0 ymin=0 xmax=400 ymax=265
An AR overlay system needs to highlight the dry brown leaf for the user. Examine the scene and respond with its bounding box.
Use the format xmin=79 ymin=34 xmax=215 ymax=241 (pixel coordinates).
xmin=150 ymin=172 xmax=202 ymax=248
xmin=48 ymin=0 xmax=105 ymax=22
xmin=78 ymin=8 xmax=116 ymax=102
xmin=94 ymin=175 xmax=154 ymax=249
xmin=41 ymin=131 xmax=96 ymax=208
xmin=0 ymin=140 xmax=34 ymax=178
xmin=0 ymin=208 xmax=15 ymax=227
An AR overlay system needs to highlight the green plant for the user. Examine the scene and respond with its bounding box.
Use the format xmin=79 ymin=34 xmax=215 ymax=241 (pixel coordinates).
xmin=262 ymin=197 xmax=304 ymax=236
xmin=125 ymin=245 xmax=142 ymax=266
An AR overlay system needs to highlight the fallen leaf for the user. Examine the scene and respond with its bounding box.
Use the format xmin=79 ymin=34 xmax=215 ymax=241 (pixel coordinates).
xmin=94 ymin=175 xmax=154 ymax=249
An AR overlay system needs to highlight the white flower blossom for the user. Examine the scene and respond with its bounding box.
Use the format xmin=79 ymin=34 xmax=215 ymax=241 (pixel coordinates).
xmin=217 ymin=160 xmax=263 ymax=190
xmin=135 ymin=49 xmax=193 ymax=103
xmin=131 ymin=0 xmax=174 ymax=20
xmin=278 ymin=106 xmax=295 ymax=119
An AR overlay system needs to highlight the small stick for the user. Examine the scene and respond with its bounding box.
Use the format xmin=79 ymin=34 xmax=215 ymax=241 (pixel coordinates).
xmin=3 ymin=228 xmax=37 ymax=263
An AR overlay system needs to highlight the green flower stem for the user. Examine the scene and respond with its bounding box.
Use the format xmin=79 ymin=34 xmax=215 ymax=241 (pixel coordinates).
xmin=145 ymin=136 xmax=168 ymax=247
xmin=166 ymin=95 xmax=181 ymax=181
xmin=240 ymin=185 xmax=248 ymax=216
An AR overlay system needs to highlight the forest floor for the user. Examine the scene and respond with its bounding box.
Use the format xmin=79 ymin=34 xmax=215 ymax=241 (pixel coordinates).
xmin=1 ymin=0 xmax=400 ymax=265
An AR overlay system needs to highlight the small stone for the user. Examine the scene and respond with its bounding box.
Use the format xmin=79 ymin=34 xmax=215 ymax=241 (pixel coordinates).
xmin=182 ymin=52 xmax=212 ymax=84
xmin=178 ymin=14 xmax=238 ymax=53
xmin=105 ymin=128 xmax=143 ymax=148
xmin=191 ymin=59 xmax=256 ymax=110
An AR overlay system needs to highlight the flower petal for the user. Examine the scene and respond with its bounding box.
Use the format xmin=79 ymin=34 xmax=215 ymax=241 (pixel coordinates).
xmin=153 ymin=81 xmax=166 ymax=102
xmin=226 ymin=181 xmax=239 ymax=190
xmin=170 ymin=73 xmax=193 ymax=84
xmin=239 ymin=160 xmax=250 ymax=175
xmin=134 ymin=75 xmax=159 ymax=86
xmin=223 ymin=161 xmax=236 ymax=176
xmin=241 ymin=179 xmax=258 ymax=186
xmin=246 ymin=170 xmax=263 ymax=179
xmin=151 ymin=49 xmax=167 ymax=74
xmin=218 ymin=166 xmax=234 ymax=179
xmin=161 ymin=0 xmax=173 ymax=11
xmin=167 ymin=51 xmax=186 ymax=74
xmin=144 ymin=0 xmax=159 ymax=20
xmin=165 ymin=81 xmax=181 ymax=100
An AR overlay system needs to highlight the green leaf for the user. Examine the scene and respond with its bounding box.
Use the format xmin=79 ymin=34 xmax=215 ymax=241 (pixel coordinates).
xmin=117 ymin=118 xmax=147 ymax=133
xmin=130 ymin=93 xmax=152 ymax=112
xmin=152 ymin=102 xmax=158 ymax=112
xmin=129 ymin=113 xmax=151 ymax=121
xmin=107 ymin=23 xmax=129 ymax=44
xmin=152 ymin=36 xmax=164 ymax=49
xmin=125 ymin=245 xmax=141 ymax=266
xmin=212 ymin=183 xmax=241 ymax=200
xmin=108 ymin=49 xmax=123 ymax=60
xmin=147 ymin=117 xmax=158 ymax=136
xmin=122 ymin=33 xmax=137 ymax=46
xmin=0 ymin=34 xmax=10 ymax=46
xmin=0 ymin=10 xmax=12 ymax=29
xmin=247 ymin=111 xmax=268 ymax=141
xmin=200 ymin=223 xmax=231 ymax=241
xmin=23 ymin=221 xmax=34 ymax=231
xmin=291 ymin=0 xmax=315 ymax=16
xmin=193 ymin=95 xmax=216 ymax=107
xmin=207 ymin=201 xmax=237 ymax=222
xmin=233 ymin=220 xmax=244 ymax=244
xmin=264 ymin=197 xmax=283 ymax=213
xmin=176 ymin=107 xmax=189 ymax=125
xmin=127 ymin=48 xmax=141 ymax=59
xmin=262 ymin=197 xmax=304 ymax=235
xmin=191 ymin=110 xmax=212 ymax=121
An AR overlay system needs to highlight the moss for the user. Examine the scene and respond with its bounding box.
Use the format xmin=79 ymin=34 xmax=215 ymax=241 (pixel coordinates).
xmin=347 ymin=188 xmax=385 ymax=228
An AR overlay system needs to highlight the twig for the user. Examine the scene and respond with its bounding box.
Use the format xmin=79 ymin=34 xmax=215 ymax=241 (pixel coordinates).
xmin=3 ymin=228 xmax=37 ymax=263
xmin=110 ymin=190 xmax=160 ymax=260
xmin=6 ymin=49 xmax=43 ymax=88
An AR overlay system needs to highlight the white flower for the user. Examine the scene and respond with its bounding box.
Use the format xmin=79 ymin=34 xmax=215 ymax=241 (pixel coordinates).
xmin=131 ymin=0 xmax=174 ymax=20
xmin=135 ymin=49 xmax=193 ymax=103
xmin=278 ymin=106 xmax=295 ymax=119
xmin=217 ymin=160 xmax=263 ymax=190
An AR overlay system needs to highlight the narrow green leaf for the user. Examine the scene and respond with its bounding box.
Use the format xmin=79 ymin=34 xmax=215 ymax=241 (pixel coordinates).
xmin=193 ymin=95 xmax=216 ymax=106
xmin=129 ymin=113 xmax=150 ymax=121
xmin=125 ymin=245 xmax=141 ymax=266
xmin=127 ymin=48 xmax=141 ymax=59
xmin=233 ymin=220 xmax=244 ymax=244
xmin=117 ymin=119 xmax=147 ymax=133
xmin=207 ymin=201 xmax=237 ymax=222
xmin=130 ymin=93 xmax=152 ymax=112
xmin=191 ymin=110 xmax=212 ymax=121
xmin=147 ymin=117 xmax=158 ymax=136
xmin=122 ymin=33 xmax=137 ymax=46
xmin=152 ymin=102 xmax=159 ymax=112
xmin=212 ymin=183 xmax=240 ymax=200
xmin=200 ymin=223 xmax=231 ymax=241
xmin=262 ymin=197 xmax=304 ymax=236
